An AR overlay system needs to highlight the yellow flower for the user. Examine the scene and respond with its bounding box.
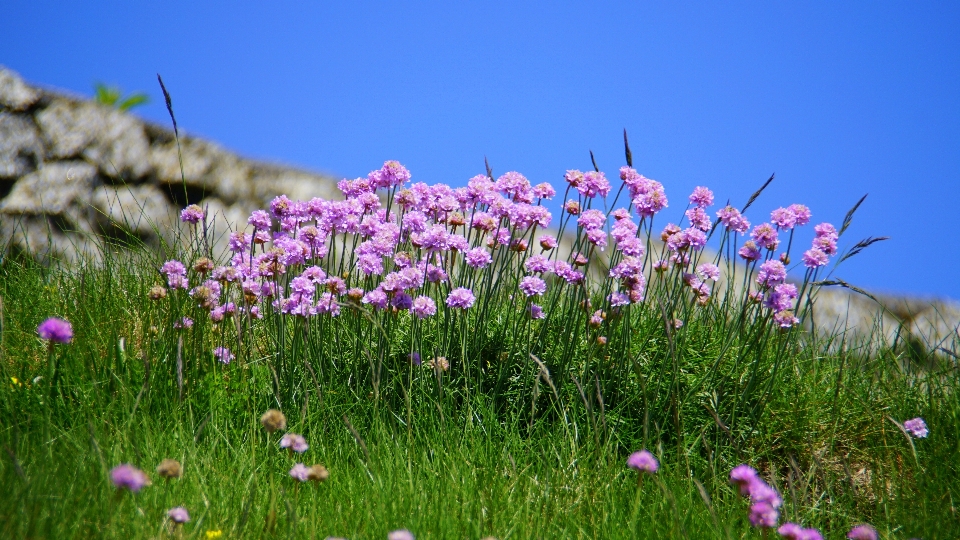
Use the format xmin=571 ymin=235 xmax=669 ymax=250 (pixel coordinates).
xmin=205 ymin=530 xmax=223 ymax=539
xmin=10 ymin=377 xmax=21 ymax=387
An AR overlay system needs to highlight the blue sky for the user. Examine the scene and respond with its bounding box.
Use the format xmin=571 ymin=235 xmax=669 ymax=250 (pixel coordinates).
xmin=3 ymin=1 xmax=959 ymax=299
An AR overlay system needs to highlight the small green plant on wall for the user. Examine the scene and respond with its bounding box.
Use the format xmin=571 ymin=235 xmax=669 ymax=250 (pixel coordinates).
xmin=93 ymin=82 xmax=149 ymax=111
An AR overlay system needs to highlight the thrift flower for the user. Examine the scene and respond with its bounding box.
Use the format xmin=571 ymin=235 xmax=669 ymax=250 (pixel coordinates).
xmin=289 ymin=463 xmax=310 ymax=482
xmin=903 ymin=417 xmax=928 ymax=438
xmin=180 ymin=204 xmax=204 ymax=223
xmin=846 ymin=525 xmax=878 ymax=540
xmin=447 ymin=287 xmax=476 ymax=309
xmin=280 ymin=433 xmax=309 ymax=453
xmin=519 ymin=276 xmax=547 ymax=297
xmin=213 ymin=347 xmax=234 ymax=364
xmin=626 ymin=450 xmax=658 ymax=473
xmin=689 ymin=186 xmax=714 ymax=208
xmin=388 ymin=530 xmax=415 ymax=540
xmin=110 ymin=464 xmax=150 ymax=492
xmin=37 ymin=318 xmax=73 ymax=344
xmin=749 ymin=502 xmax=779 ymax=528
xmin=167 ymin=506 xmax=190 ymax=524
xmin=411 ymin=296 xmax=437 ymax=319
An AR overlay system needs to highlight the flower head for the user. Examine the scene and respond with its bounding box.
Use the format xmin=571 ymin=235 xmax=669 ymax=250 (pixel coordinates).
xmin=446 ymin=288 xmax=476 ymax=309
xmin=213 ymin=346 xmax=234 ymax=364
xmin=519 ymin=276 xmax=547 ymax=297
xmin=260 ymin=409 xmax=287 ymax=433
xmin=167 ymin=506 xmax=190 ymax=524
xmin=846 ymin=524 xmax=878 ymax=540
xmin=110 ymin=463 xmax=150 ymax=492
xmin=903 ymin=417 xmax=928 ymax=438
xmin=156 ymin=458 xmax=183 ymax=479
xmin=37 ymin=317 xmax=73 ymax=344
xmin=626 ymin=450 xmax=659 ymax=474
xmin=307 ymin=464 xmax=329 ymax=482
xmin=180 ymin=204 xmax=204 ymax=224
xmin=280 ymin=433 xmax=309 ymax=453
xmin=388 ymin=530 xmax=415 ymax=540
xmin=748 ymin=502 xmax=779 ymax=528
xmin=289 ymin=463 xmax=310 ymax=482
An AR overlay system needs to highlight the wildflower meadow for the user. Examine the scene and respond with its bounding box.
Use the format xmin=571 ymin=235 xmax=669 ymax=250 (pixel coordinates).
xmin=0 ymin=133 xmax=957 ymax=538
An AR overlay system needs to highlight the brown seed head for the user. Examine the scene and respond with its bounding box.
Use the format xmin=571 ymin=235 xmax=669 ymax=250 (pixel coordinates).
xmin=148 ymin=285 xmax=167 ymax=300
xmin=193 ymin=257 xmax=215 ymax=274
xmin=307 ymin=464 xmax=329 ymax=483
xmin=260 ymin=409 xmax=287 ymax=433
xmin=156 ymin=458 xmax=183 ymax=479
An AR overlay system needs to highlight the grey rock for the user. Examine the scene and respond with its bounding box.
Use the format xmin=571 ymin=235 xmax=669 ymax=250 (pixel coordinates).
xmin=0 ymin=67 xmax=39 ymax=111
xmin=0 ymin=161 xmax=97 ymax=215
xmin=35 ymin=100 xmax=108 ymax=159
xmin=150 ymin=138 xmax=216 ymax=186
xmin=82 ymin=108 xmax=152 ymax=179
xmin=251 ymin=167 xmax=340 ymax=208
xmin=91 ymin=184 xmax=176 ymax=241
xmin=0 ymin=112 xmax=42 ymax=178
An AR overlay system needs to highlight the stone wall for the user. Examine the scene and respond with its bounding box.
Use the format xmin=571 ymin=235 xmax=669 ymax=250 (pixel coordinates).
xmin=0 ymin=65 xmax=340 ymax=262
xmin=1 ymin=65 xmax=957 ymax=350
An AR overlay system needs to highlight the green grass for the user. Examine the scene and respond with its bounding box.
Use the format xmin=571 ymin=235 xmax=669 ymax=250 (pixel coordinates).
xmin=0 ymin=242 xmax=956 ymax=539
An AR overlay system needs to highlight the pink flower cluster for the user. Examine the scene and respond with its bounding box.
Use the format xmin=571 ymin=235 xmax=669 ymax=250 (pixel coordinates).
xmin=158 ymin=158 xmax=846 ymax=357
xmin=729 ymin=464 xmax=785 ymax=529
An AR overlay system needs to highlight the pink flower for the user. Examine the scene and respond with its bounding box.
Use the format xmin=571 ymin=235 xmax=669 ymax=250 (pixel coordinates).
xmin=730 ymin=464 xmax=759 ymax=496
xmin=802 ymin=248 xmax=828 ymax=268
xmin=388 ymin=530 xmax=415 ymax=540
xmin=180 ymin=204 xmax=204 ymax=223
xmin=289 ymin=463 xmax=310 ymax=482
xmin=519 ymin=276 xmax=547 ymax=297
xmin=167 ymin=506 xmax=190 ymax=524
xmin=903 ymin=417 xmax=928 ymax=438
xmin=280 ymin=433 xmax=309 ymax=453
xmin=717 ymin=206 xmax=751 ymax=234
xmin=751 ymin=223 xmax=779 ymax=250
xmin=110 ymin=464 xmax=150 ymax=492
xmin=37 ymin=317 xmax=73 ymax=344
xmin=626 ymin=450 xmax=658 ymax=473
xmin=846 ymin=525 xmax=878 ymax=540
xmin=213 ymin=346 xmax=234 ymax=364
xmin=749 ymin=502 xmax=779 ymax=528
xmin=411 ymin=296 xmax=437 ymax=319
xmin=446 ymin=288 xmax=476 ymax=309
xmin=688 ymin=186 xmax=714 ymax=208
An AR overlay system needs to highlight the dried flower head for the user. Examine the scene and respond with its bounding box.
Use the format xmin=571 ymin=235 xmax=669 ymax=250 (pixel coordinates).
xmin=148 ymin=285 xmax=167 ymax=300
xmin=37 ymin=317 xmax=73 ymax=344
xmin=156 ymin=458 xmax=183 ymax=479
xmin=260 ymin=409 xmax=287 ymax=433
xmin=426 ymin=357 xmax=450 ymax=372
xmin=307 ymin=464 xmax=329 ymax=482
xmin=193 ymin=257 xmax=215 ymax=274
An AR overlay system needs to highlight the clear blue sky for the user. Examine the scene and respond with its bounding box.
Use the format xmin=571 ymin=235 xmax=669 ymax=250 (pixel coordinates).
xmin=3 ymin=1 xmax=958 ymax=299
